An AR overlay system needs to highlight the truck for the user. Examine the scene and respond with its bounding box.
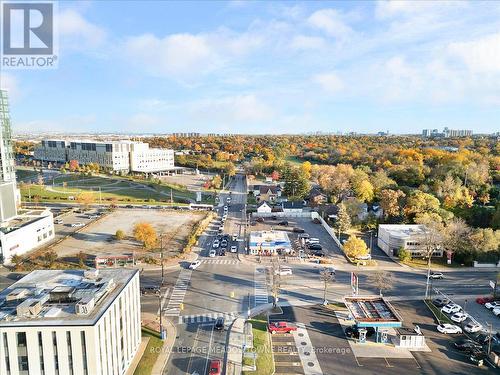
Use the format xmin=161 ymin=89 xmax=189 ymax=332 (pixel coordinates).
xmin=268 ymin=321 xmax=297 ymax=334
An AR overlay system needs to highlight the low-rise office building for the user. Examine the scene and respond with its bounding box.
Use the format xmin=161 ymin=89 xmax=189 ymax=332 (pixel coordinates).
xmin=0 ymin=268 xmax=141 ymax=375
xmin=377 ymin=224 xmax=443 ymax=258
xmin=248 ymin=230 xmax=292 ymax=255
xmin=0 ymin=209 xmax=55 ymax=264
xmin=34 ymin=139 xmax=175 ymax=174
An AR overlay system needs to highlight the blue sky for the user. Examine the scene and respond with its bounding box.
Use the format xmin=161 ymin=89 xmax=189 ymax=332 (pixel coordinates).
xmin=2 ymin=0 xmax=500 ymax=134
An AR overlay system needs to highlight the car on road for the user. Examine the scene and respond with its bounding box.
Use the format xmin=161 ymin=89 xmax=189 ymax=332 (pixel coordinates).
xmin=469 ymin=349 xmax=487 ymax=366
xmin=212 ymin=240 xmax=220 ymax=249
xmin=451 ymin=312 xmax=468 ymax=323
xmin=54 ymin=219 xmax=63 ymax=224
xmin=226 ymin=197 xmax=231 ymax=202
xmin=441 ymin=303 xmax=462 ymax=314
xmin=464 ymin=321 xmax=484 ymax=333
xmin=345 ymin=325 xmax=375 ymax=338
xmin=208 ymin=359 xmax=221 ymax=375
xmin=230 ymin=245 xmax=237 ymax=253
xmin=298 ymin=233 xmax=310 ymax=239
xmin=306 ymin=238 xmax=320 ymax=244
xmin=256 ymin=217 xmax=264 ymax=223
xmin=293 ymin=227 xmax=305 ymax=233
xmin=432 ymin=297 xmax=450 ymax=307
xmin=476 ymin=296 xmax=494 ymax=305
xmin=215 ymin=317 xmax=224 ymax=331
xmin=429 ymin=272 xmax=444 ymax=279
xmin=485 ymin=301 xmax=500 ymax=310
xmin=355 ymin=254 xmax=371 ymax=261
xmin=70 ymin=222 xmax=85 ymax=227
xmin=268 ymin=321 xmax=297 ymax=334
xmin=437 ymin=323 xmax=462 ymax=334
xmin=275 ymin=267 xmax=292 ymax=276
xmin=87 ymin=214 xmax=98 ymax=219
xmin=189 ymin=260 xmax=202 ymax=269
xmin=278 ymin=220 xmax=288 ymax=226
xmin=140 ymin=286 xmax=160 ymax=295
xmin=454 ymin=339 xmax=482 ymax=352
xmin=312 ymin=250 xmax=325 ymax=257
xmin=209 ymin=250 xmax=216 ymax=257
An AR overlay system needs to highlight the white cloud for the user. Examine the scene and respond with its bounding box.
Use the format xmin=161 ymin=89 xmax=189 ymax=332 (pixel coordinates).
xmin=59 ymin=9 xmax=106 ymax=49
xmin=307 ymin=9 xmax=353 ymax=39
xmin=448 ymin=33 xmax=500 ymax=73
xmin=313 ymin=72 xmax=344 ymax=94
xmin=290 ymin=35 xmax=325 ymax=50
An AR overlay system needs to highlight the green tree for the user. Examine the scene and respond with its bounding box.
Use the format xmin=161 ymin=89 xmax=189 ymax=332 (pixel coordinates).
xmin=115 ymin=229 xmax=126 ymax=240
xmin=405 ymin=191 xmax=441 ymax=221
xmin=282 ymin=166 xmax=310 ymax=200
xmin=335 ymin=203 xmax=351 ymax=237
xmin=398 ymin=248 xmax=412 ymax=262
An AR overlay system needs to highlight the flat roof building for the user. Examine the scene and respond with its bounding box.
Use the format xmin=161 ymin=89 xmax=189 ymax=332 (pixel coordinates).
xmin=377 ymin=224 xmax=443 ymax=258
xmin=248 ymin=230 xmax=292 ymax=255
xmin=0 ymin=268 xmax=141 ymax=375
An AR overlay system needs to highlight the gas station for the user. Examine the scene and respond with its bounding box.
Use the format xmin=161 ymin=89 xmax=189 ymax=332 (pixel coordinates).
xmin=344 ymin=295 xmax=403 ymax=344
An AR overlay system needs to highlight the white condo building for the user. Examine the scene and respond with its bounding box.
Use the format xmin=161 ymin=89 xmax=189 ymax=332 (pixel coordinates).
xmin=34 ymin=139 xmax=175 ymax=173
xmin=0 ymin=268 xmax=141 ymax=375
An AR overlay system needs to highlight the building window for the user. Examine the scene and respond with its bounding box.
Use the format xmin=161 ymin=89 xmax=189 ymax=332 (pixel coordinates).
xmin=38 ymin=332 xmax=45 ymax=375
xmin=3 ymin=333 xmax=10 ymax=375
xmin=66 ymin=332 xmax=73 ymax=375
xmin=52 ymin=332 xmax=59 ymax=375
xmin=81 ymin=332 xmax=88 ymax=375
xmin=16 ymin=332 xmax=28 ymax=374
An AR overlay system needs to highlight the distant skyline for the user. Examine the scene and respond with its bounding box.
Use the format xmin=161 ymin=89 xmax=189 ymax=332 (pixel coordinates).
xmin=2 ymin=1 xmax=500 ymax=134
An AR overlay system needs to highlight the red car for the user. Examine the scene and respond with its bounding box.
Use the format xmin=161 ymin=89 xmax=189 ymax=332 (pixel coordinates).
xmin=268 ymin=321 xmax=297 ymax=334
xmin=476 ymin=296 xmax=494 ymax=305
xmin=208 ymin=359 xmax=221 ymax=375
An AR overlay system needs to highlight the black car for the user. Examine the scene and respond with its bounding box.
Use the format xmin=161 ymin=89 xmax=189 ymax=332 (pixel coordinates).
xmin=345 ymin=325 xmax=375 ymax=338
xmin=312 ymin=250 xmax=325 ymax=257
xmin=140 ymin=286 xmax=160 ymax=295
xmin=308 ymin=244 xmax=323 ymax=251
xmin=469 ymin=349 xmax=487 ymax=366
xmin=278 ymin=221 xmax=289 ymax=226
xmin=221 ymin=240 xmax=228 ymax=247
xmin=454 ymin=339 xmax=482 ymax=352
xmin=215 ymin=317 xmax=224 ymax=331
xmin=473 ymin=333 xmax=498 ymax=345
xmin=293 ymin=227 xmax=305 ymax=233
xmin=219 ymin=249 xmax=226 ymax=256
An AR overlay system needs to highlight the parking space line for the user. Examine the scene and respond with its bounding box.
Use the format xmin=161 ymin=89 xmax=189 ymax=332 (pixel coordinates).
xmin=354 ymin=356 xmax=363 ymax=367
xmin=384 ymin=357 xmax=394 ymax=368
xmin=413 ymin=357 xmax=421 ymax=369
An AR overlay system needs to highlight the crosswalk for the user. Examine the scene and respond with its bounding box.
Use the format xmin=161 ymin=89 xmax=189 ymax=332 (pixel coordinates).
xmin=178 ymin=312 xmax=238 ymax=324
xmin=254 ymin=267 xmax=269 ymax=306
xmin=201 ymin=259 xmax=239 ymax=265
xmin=164 ymin=269 xmax=192 ymax=317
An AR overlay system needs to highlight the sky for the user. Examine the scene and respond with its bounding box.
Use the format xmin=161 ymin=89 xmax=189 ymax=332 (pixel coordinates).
xmin=1 ymin=0 xmax=500 ymax=135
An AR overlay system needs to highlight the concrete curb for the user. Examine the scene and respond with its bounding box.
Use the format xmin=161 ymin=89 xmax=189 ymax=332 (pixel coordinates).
xmin=152 ymin=318 xmax=177 ymax=375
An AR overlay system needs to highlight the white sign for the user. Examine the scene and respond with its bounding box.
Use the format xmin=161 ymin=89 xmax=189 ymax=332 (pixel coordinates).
xmin=490 ymin=280 xmax=496 ymax=289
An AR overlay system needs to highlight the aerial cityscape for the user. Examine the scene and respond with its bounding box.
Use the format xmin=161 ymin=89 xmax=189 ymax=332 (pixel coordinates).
xmin=0 ymin=1 xmax=500 ymax=375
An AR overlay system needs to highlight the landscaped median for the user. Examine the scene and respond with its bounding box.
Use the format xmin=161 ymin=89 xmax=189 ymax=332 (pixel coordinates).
xmin=243 ymin=314 xmax=275 ymax=375
xmin=424 ymin=299 xmax=453 ymax=324
xmin=134 ymin=327 xmax=164 ymax=375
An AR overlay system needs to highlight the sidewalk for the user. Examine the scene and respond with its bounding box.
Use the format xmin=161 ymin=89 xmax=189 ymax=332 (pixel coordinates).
xmin=151 ymin=318 xmax=177 ymax=375
xmin=226 ymin=318 xmax=245 ymax=375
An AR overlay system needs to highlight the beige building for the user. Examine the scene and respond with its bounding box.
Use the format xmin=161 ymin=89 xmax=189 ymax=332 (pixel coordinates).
xmin=377 ymin=224 xmax=443 ymax=258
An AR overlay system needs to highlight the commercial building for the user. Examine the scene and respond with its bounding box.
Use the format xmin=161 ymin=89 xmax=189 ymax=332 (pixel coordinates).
xmin=248 ymin=230 xmax=292 ymax=255
xmin=377 ymin=224 xmax=443 ymax=258
xmin=0 ymin=90 xmax=55 ymax=264
xmin=422 ymin=127 xmax=473 ymax=138
xmin=0 ymin=268 xmax=141 ymax=375
xmin=34 ymin=139 xmax=175 ymax=174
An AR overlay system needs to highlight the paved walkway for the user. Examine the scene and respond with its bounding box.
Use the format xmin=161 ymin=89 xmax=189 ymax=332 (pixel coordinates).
xmin=152 ymin=318 xmax=177 ymax=375
xmin=226 ymin=318 xmax=245 ymax=375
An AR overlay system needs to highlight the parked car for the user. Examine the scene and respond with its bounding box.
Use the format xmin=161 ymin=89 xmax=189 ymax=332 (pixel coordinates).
xmin=476 ymin=296 xmax=494 ymax=305
xmin=485 ymin=301 xmax=500 ymax=310
xmin=189 ymin=260 xmax=202 ymax=270
xmin=278 ymin=220 xmax=289 ymax=226
xmin=212 ymin=240 xmax=220 ymax=249
xmin=492 ymin=307 xmax=500 ymax=316
xmin=312 ymin=250 xmax=325 ymax=257
xmin=215 ymin=317 xmax=224 ymax=331
xmin=345 ymin=325 xmax=375 ymax=338
xmin=432 ymin=297 xmax=450 ymax=307
xmin=451 ymin=312 xmax=468 ymax=323
xmin=441 ymin=303 xmax=462 ymax=314
xmin=221 ymin=240 xmax=228 ymax=247
xmin=464 ymin=322 xmax=484 ymax=333
xmin=472 ymin=333 xmax=496 ymax=345
xmin=232 ymin=234 xmax=238 ymax=241
xmin=140 ymin=286 xmax=160 ymax=295
xmin=308 ymin=243 xmax=322 ymax=251
xmin=209 ymin=250 xmax=216 ymax=257
xmin=275 ymin=267 xmax=292 ymax=276
xmin=71 ymin=222 xmax=85 ymax=227
xmin=293 ymin=227 xmax=305 ymax=233
xmin=54 ymin=219 xmax=63 ymax=224
xmin=209 ymin=359 xmax=221 ymax=375
xmin=87 ymin=214 xmax=98 ymax=219
xmin=437 ymin=323 xmax=462 ymax=334
xmin=469 ymin=349 xmax=487 ymax=366
xmin=454 ymin=339 xmax=482 ymax=352
xmin=298 ymin=233 xmax=310 ymax=239
xmin=230 ymin=245 xmax=237 ymax=253
xmin=429 ymin=272 xmax=444 ymax=279
xmin=256 ymin=217 xmax=265 ymax=223
xmin=355 ymin=254 xmax=371 ymax=261
xmin=268 ymin=321 xmax=297 ymax=334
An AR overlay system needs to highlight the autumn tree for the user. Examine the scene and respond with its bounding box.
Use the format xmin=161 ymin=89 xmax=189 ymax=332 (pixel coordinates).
xmin=442 ymin=218 xmax=471 ymax=263
xmin=211 ymin=175 xmax=222 ymax=189
xmin=115 ymin=229 xmax=126 ymax=240
xmin=77 ymin=251 xmax=87 ymax=268
xmin=343 ymin=235 xmax=369 ymax=259
xmin=368 ymin=270 xmax=394 ymax=296
xmin=379 ymin=189 xmax=406 ymax=219
xmin=354 ymin=180 xmax=374 ymax=203
xmin=301 ymin=161 xmax=312 ymax=180
xmin=69 ymin=159 xmax=79 ymax=172
xmin=133 ymin=222 xmax=158 ymax=249
xmin=405 ymin=191 xmax=440 ymax=221
xmin=43 ymin=251 xmax=58 ymax=268
xmin=77 ymin=192 xmax=95 ymax=211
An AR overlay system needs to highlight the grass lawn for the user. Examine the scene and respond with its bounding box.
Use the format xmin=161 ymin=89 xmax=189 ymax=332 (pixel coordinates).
xmin=424 ymin=299 xmax=452 ymax=324
xmin=243 ymin=314 xmax=274 ymax=375
xmin=403 ymin=257 xmax=462 ymax=269
xmin=134 ymin=327 xmax=164 ymax=375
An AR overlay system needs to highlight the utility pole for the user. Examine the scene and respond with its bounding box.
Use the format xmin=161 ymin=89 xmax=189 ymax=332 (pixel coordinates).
xmin=160 ymin=234 xmax=165 ymax=286
xmin=158 ymin=294 xmax=164 ymax=340
xmin=170 ymin=188 xmax=173 ymax=204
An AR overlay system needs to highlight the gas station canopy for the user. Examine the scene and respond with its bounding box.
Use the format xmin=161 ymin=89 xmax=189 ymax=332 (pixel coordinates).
xmin=344 ymin=295 xmax=403 ymax=329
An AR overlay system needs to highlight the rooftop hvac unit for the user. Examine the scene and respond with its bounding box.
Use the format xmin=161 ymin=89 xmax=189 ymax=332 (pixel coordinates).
xmin=75 ymin=296 xmax=95 ymax=315
xmin=6 ymin=288 xmax=29 ymax=301
xmin=84 ymin=269 xmax=99 ymax=279
xmin=16 ymin=298 xmax=42 ymax=317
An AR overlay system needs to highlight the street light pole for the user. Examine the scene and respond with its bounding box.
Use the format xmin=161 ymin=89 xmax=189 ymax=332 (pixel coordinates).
xmin=160 ymin=235 xmax=164 ymax=286
xmin=158 ymin=295 xmax=163 ymax=340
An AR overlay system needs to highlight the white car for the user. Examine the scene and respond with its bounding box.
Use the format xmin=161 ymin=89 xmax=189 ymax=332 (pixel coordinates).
xmin=189 ymin=260 xmax=202 ymax=269
xmin=230 ymin=246 xmax=237 ymax=253
xmin=436 ymin=323 xmax=462 ymax=334
xmin=54 ymin=219 xmax=63 ymax=224
xmin=212 ymin=241 xmax=220 ymax=249
xmin=209 ymin=250 xmax=216 ymax=257
xmin=450 ymin=312 xmax=468 ymax=323
xmin=356 ymin=254 xmax=371 ymax=261
xmin=485 ymin=301 xmax=500 ymax=310
xmin=493 ymin=308 xmax=500 ymax=316
xmin=275 ymin=267 xmax=292 ymax=276
xmin=464 ymin=322 xmax=484 ymax=333
xmin=223 ymin=205 xmax=228 ymax=211
xmin=429 ymin=272 xmax=444 ymax=279
xmin=441 ymin=303 xmax=462 ymax=314
xmin=71 ymin=222 xmax=85 ymax=227
xmin=232 ymin=234 xmax=238 ymax=241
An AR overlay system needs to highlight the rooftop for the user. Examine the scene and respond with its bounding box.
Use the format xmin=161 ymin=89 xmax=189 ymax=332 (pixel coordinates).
xmin=0 ymin=209 xmax=52 ymax=235
xmin=344 ymin=295 xmax=403 ymax=326
xmin=249 ymin=230 xmax=291 ymax=247
xmin=0 ymin=268 xmax=137 ymax=327
xmin=378 ymin=224 xmax=427 ymax=238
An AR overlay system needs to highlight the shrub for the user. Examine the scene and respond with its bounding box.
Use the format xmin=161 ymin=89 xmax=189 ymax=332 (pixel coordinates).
xmin=398 ymin=248 xmax=412 ymax=262
xmin=115 ymin=229 xmax=126 ymax=240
